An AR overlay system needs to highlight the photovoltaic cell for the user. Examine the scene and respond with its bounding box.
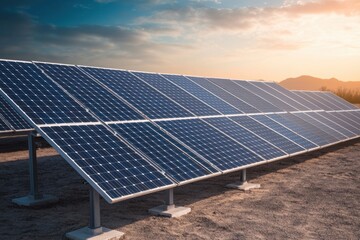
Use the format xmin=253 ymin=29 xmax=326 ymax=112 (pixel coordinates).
xmin=0 ymin=60 xmax=96 ymax=124
xmin=314 ymin=92 xmax=347 ymax=110
xmin=132 ymin=72 xmax=219 ymax=116
xmin=252 ymin=82 xmax=309 ymax=111
xmin=207 ymin=78 xmax=281 ymax=113
xmin=110 ymin=122 xmax=217 ymax=182
xmin=0 ymin=116 xmax=11 ymax=131
xmin=161 ymin=74 xmax=241 ymax=114
xmin=81 ymin=67 xmax=194 ymax=119
xmin=269 ymin=113 xmax=335 ymax=146
xmin=324 ymin=92 xmax=358 ymax=110
xmin=251 ymin=115 xmax=317 ymax=149
xmin=293 ymin=91 xmax=331 ymax=110
xmin=35 ymin=63 xmax=144 ymax=122
xmin=292 ymin=112 xmax=346 ymax=141
xmin=306 ymin=92 xmax=340 ymax=110
xmin=329 ymin=112 xmax=360 ymax=135
xmin=244 ymin=81 xmax=297 ymax=111
xmin=157 ymin=119 xmax=263 ymax=171
xmin=0 ymin=95 xmax=31 ymax=130
xmin=203 ymin=117 xmax=286 ymax=160
xmin=230 ymin=116 xmax=304 ymax=154
xmin=309 ymin=112 xmax=356 ymax=138
xmin=187 ymin=76 xmax=260 ymax=113
xmin=41 ymin=124 xmax=174 ymax=202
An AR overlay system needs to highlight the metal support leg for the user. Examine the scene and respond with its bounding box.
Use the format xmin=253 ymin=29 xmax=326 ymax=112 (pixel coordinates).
xmin=12 ymin=132 xmax=58 ymax=206
xmin=226 ymin=168 xmax=260 ymax=191
xmin=148 ymin=188 xmax=191 ymax=218
xmin=66 ymin=187 xmax=124 ymax=240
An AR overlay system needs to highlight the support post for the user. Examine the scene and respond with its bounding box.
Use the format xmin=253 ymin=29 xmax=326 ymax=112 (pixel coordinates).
xmin=66 ymin=187 xmax=124 ymax=240
xmin=226 ymin=169 xmax=261 ymax=191
xmin=148 ymin=188 xmax=191 ymax=218
xmin=12 ymin=132 xmax=58 ymax=206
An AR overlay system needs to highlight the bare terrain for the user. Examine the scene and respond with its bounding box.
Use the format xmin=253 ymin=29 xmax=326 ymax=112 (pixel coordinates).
xmin=0 ymin=137 xmax=359 ymax=240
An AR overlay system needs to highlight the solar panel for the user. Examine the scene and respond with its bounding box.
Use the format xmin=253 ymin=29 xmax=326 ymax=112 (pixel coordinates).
xmin=109 ymin=122 xmax=217 ymax=182
xmin=305 ymin=91 xmax=341 ymax=110
xmin=187 ymin=76 xmax=260 ymax=113
xmin=157 ymin=119 xmax=263 ymax=171
xmin=290 ymin=91 xmax=322 ymax=110
xmin=292 ymin=112 xmax=346 ymax=141
xmin=268 ymin=113 xmax=336 ymax=146
xmin=161 ymin=74 xmax=241 ymax=115
xmin=292 ymin=91 xmax=332 ymax=110
xmin=41 ymin=124 xmax=175 ymax=202
xmin=230 ymin=116 xmax=305 ymax=154
xmin=329 ymin=112 xmax=360 ymax=135
xmin=323 ymin=92 xmax=359 ymax=110
xmin=132 ymin=72 xmax=220 ymax=116
xmin=0 ymin=95 xmax=31 ymax=130
xmin=203 ymin=117 xmax=286 ymax=160
xmin=80 ymin=67 xmax=194 ymax=119
xmin=0 ymin=60 xmax=96 ymax=124
xmin=309 ymin=112 xmax=356 ymax=138
xmin=0 ymin=116 xmax=11 ymax=131
xmin=207 ymin=78 xmax=282 ymax=113
xmin=35 ymin=63 xmax=145 ymax=122
xmin=253 ymin=82 xmax=309 ymax=111
xmin=250 ymin=115 xmax=318 ymax=149
xmin=241 ymin=81 xmax=297 ymax=111
xmin=313 ymin=92 xmax=348 ymax=110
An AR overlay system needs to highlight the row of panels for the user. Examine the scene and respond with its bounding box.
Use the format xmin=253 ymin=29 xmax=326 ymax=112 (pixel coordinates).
xmin=0 ymin=59 xmax=359 ymax=203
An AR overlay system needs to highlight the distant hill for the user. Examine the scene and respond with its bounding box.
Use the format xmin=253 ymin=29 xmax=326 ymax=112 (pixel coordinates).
xmin=279 ymin=75 xmax=360 ymax=91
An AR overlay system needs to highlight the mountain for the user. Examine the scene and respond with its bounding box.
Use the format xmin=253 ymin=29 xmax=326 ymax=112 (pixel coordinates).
xmin=279 ymin=75 xmax=360 ymax=91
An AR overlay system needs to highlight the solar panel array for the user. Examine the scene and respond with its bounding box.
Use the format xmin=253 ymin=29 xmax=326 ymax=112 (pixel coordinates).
xmin=0 ymin=59 xmax=358 ymax=203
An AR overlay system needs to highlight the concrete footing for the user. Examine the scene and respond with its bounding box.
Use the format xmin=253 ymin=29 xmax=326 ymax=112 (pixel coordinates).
xmin=66 ymin=227 xmax=124 ymax=240
xmin=149 ymin=205 xmax=191 ymax=218
xmin=12 ymin=194 xmax=58 ymax=207
xmin=226 ymin=181 xmax=261 ymax=191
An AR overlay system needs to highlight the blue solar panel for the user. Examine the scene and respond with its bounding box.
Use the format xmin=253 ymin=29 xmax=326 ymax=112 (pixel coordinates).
xmin=35 ymin=63 xmax=144 ymax=122
xmin=323 ymin=92 xmax=358 ymax=110
xmin=240 ymin=81 xmax=297 ymax=111
xmin=309 ymin=112 xmax=356 ymax=138
xmin=293 ymin=91 xmax=331 ymax=110
xmin=345 ymin=111 xmax=360 ymax=123
xmin=251 ymin=115 xmax=318 ymax=149
xmin=230 ymin=116 xmax=305 ymax=154
xmin=110 ymin=122 xmax=217 ymax=182
xmin=161 ymin=74 xmax=241 ymax=115
xmin=0 ymin=116 xmax=11 ymax=131
xmin=0 ymin=60 xmax=96 ymax=124
xmin=330 ymin=112 xmax=360 ymax=135
xmin=187 ymin=76 xmax=260 ymax=113
xmin=314 ymin=92 xmax=347 ymax=110
xmin=81 ymin=67 xmax=194 ymax=119
xmin=253 ymin=82 xmax=309 ymax=111
xmin=306 ymin=92 xmax=340 ymax=110
xmin=0 ymin=95 xmax=31 ymax=130
xmin=157 ymin=119 xmax=263 ymax=171
xmin=203 ymin=117 xmax=286 ymax=160
xmin=41 ymin=124 xmax=174 ymax=202
xmin=292 ymin=112 xmax=346 ymax=141
xmin=268 ymin=113 xmax=335 ymax=146
xmin=132 ymin=72 xmax=219 ymax=116
xmin=207 ymin=78 xmax=281 ymax=113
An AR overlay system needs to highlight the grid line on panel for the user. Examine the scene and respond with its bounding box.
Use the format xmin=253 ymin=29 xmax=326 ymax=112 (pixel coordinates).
xmin=161 ymin=74 xmax=242 ymax=115
xmin=207 ymin=78 xmax=281 ymax=113
xmin=187 ymin=76 xmax=261 ymax=113
xmin=0 ymin=95 xmax=32 ymax=130
xmin=0 ymin=60 xmax=96 ymax=125
xmin=41 ymin=124 xmax=175 ymax=202
xmin=293 ymin=91 xmax=331 ymax=110
xmin=131 ymin=71 xmax=221 ymax=116
xmin=306 ymin=91 xmax=341 ymax=110
xmin=292 ymin=112 xmax=346 ymax=141
xmin=0 ymin=113 xmax=12 ymax=131
xmin=110 ymin=122 xmax=218 ymax=183
xmin=268 ymin=113 xmax=335 ymax=146
xmin=35 ymin=63 xmax=145 ymax=122
xmin=324 ymin=92 xmax=359 ymax=110
xmin=314 ymin=92 xmax=348 ymax=110
xmin=329 ymin=112 xmax=360 ymax=135
xmin=289 ymin=91 xmax=322 ymax=110
xmin=250 ymin=115 xmax=318 ymax=150
xmin=203 ymin=117 xmax=287 ymax=160
xmin=157 ymin=119 xmax=263 ymax=171
xmin=80 ymin=67 xmax=194 ymax=119
xmin=242 ymin=81 xmax=297 ymax=111
xmin=250 ymin=82 xmax=307 ymax=111
xmin=230 ymin=116 xmax=305 ymax=154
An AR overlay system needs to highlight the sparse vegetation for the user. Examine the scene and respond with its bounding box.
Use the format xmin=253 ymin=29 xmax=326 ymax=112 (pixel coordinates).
xmin=320 ymin=86 xmax=360 ymax=104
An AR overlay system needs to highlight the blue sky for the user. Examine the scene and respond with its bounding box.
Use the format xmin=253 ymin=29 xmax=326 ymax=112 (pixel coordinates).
xmin=1 ymin=0 xmax=359 ymax=81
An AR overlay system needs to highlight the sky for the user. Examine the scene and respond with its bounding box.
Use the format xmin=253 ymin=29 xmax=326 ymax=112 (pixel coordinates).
xmin=0 ymin=0 xmax=359 ymax=82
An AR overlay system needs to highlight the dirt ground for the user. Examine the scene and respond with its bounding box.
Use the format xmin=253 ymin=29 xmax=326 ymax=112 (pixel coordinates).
xmin=0 ymin=137 xmax=359 ymax=240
